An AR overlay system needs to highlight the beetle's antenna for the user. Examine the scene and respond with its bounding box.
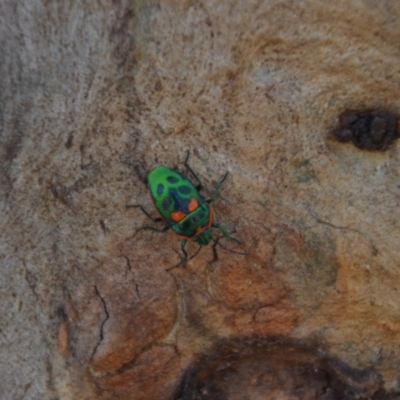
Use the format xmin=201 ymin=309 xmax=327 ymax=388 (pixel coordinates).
xmin=214 ymin=239 xmax=249 ymax=256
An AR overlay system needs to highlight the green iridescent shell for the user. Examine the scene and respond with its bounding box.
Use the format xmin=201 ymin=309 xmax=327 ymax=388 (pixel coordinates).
xmin=148 ymin=166 xmax=212 ymax=241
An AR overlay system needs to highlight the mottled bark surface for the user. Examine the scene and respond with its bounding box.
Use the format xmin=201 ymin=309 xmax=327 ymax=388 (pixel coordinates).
xmin=1 ymin=1 xmax=400 ymax=399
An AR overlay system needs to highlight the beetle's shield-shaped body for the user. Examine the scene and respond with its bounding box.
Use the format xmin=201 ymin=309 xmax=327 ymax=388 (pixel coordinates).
xmin=148 ymin=166 xmax=212 ymax=239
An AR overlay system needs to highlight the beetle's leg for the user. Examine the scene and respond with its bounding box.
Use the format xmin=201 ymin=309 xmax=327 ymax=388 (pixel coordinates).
xmin=212 ymin=223 xmax=249 ymax=256
xmin=190 ymin=244 xmax=202 ymax=261
xmin=211 ymin=237 xmax=220 ymax=262
xmin=212 ymin=223 xmax=242 ymax=244
xmin=183 ymin=151 xmax=202 ymax=191
xmin=127 ymin=204 xmax=169 ymax=233
xmin=137 ymin=225 xmax=170 ymax=234
xmin=180 ymin=239 xmax=188 ymax=264
xmin=168 ymin=241 xmax=204 ymax=271
xmin=126 ymin=204 xmax=163 ymax=223
xmin=168 ymin=240 xmax=188 ymax=270
xmin=208 ymin=172 xmax=229 ymax=203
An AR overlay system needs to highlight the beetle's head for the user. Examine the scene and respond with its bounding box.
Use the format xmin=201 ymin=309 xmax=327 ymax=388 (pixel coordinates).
xmin=194 ymin=229 xmax=212 ymax=246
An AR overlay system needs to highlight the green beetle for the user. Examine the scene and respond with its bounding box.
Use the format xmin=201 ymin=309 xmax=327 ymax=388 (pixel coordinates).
xmin=130 ymin=152 xmax=244 ymax=266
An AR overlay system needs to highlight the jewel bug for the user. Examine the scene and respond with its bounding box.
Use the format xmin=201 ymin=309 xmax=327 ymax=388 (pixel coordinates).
xmin=129 ymin=152 xmax=246 ymax=267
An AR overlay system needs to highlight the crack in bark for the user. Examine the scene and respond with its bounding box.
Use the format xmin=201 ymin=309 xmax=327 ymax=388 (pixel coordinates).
xmin=92 ymin=285 xmax=110 ymax=358
xmin=309 ymin=212 xmax=350 ymax=231
xmin=20 ymin=259 xmax=59 ymax=395
xmin=251 ymin=303 xmax=278 ymax=323
xmin=308 ymin=210 xmax=378 ymax=255
xmin=163 ymin=271 xmax=184 ymax=345
xmin=22 ymin=260 xmax=39 ymax=302
xmin=124 ymin=256 xmax=133 ymax=272
xmin=44 ymin=358 xmax=58 ymax=399
xmin=99 ymin=219 xmax=107 ymax=234
xmin=94 ymin=342 xmax=181 ymax=384
xmin=135 ymin=283 xmax=140 ymax=299
xmin=123 ymin=256 xmax=140 ymax=299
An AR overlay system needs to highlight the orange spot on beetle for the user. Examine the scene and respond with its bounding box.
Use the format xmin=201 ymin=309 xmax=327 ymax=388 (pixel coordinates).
xmin=188 ymin=197 xmax=199 ymax=212
xmin=195 ymin=226 xmax=204 ymax=235
xmin=171 ymin=211 xmax=186 ymax=221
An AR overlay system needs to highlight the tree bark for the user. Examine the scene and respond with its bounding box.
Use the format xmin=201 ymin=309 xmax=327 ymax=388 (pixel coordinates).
xmin=1 ymin=1 xmax=400 ymax=399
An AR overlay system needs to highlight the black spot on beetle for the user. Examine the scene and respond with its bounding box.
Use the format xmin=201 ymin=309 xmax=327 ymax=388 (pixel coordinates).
xmin=197 ymin=210 xmax=205 ymax=220
xmin=332 ymin=110 xmax=400 ymax=151
xmin=167 ymin=176 xmax=179 ymax=183
xmin=168 ymin=188 xmax=183 ymax=211
xmin=157 ymin=183 xmax=164 ymax=195
xmin=162 ymin=197 xmax=171 ymax=210
xmin=182 ymin=219 xmax=192 ymax=230
xmin=178 ymin=185 xmax=191 ymax=194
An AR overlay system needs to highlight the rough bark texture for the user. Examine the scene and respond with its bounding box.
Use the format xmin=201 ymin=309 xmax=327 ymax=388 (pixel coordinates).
xmin=1 ymin=1 xmax=400 ymax=399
